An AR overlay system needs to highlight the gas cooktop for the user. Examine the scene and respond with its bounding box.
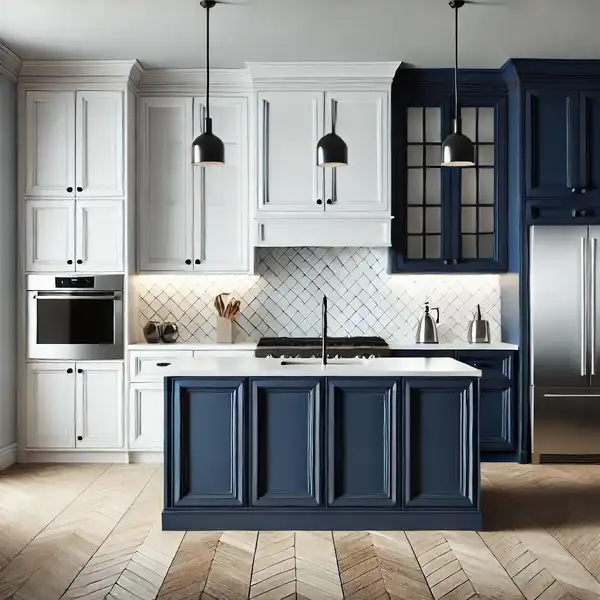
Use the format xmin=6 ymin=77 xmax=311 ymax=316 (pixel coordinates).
xmin=255 ymin=336 xmax=390 ymax=358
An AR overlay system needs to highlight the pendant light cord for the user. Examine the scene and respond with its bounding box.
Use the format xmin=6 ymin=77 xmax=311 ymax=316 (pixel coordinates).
xmin=454 ymin=3 xmax=459 ymax=124
xmin=206 ymin=3 xmax=211 ymax=122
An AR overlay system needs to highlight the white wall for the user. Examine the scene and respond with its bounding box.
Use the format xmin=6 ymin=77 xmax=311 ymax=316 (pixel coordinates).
xmin=0 ymin=73 xmax=16 ymax=457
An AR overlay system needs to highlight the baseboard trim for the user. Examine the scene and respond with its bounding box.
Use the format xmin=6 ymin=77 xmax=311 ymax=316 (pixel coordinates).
xmin=129 ymin=451 xmax=163 ymax=464
xmin=21 ymin=450 xmax=130 ymax=464
xmin=0 ymin=443 xmax=17 ymax=470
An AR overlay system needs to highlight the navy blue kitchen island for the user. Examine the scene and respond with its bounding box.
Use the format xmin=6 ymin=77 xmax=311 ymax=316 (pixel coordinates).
xmin=161 ymin=357 xmax=482 ymax=530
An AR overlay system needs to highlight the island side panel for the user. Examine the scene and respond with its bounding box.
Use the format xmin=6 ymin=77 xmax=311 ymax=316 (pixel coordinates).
xmin=250 ymin=378 xmax=323 ymax=507
xmin=164 ymin=377 xmax=246 ymax=508
xmin=403 ymin=378 xmax=479 ymax=511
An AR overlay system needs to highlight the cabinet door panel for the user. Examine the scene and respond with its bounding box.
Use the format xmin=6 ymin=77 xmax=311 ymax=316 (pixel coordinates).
xmin=258 ymin=91 xmax=324 ymax=212
xmin=76 ymin=362 xmax=123 ymax=449
xmin=138 ymin=97 xmax=194 ymax=271
xmin=26 ymin=363 xmax=75 ymax=448
xmin=250 ymin=379 xmax=322 ymax=506
xmin=193 ymin=98 xmax=249 ymax=272
xmin=580 ymin=91 xmax=600 ymax=200
xmin=129 ymin=383 xmax=164 ymax=450
xmin=525 ymin=89 xmax=578 ymax=199
xmin=25 ymin=91 xmax=75 ymax=198
xmin=167 ymin=378 xmax=245 ymax=507
xmin=327 ymin=379 xmax=397 ymax=507
xmin=76 ymin=91 xmax=124 ymax=198
xmin=25 ymin=200 xmax=75 ymax=272
xmin=325 ymin=91 xmax=388 ymax=213
xmin=404 ymin=378 xmax=478 ymax=509
xmin=76 ymin=200 xmax=123 ymax=272
xmin=480 ymin=381 xmax=516 ymax=453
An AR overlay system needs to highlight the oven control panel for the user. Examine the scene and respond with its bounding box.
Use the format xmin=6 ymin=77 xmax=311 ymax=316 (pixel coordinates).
xmin=55 ymin=277 xmax=95 ymax=288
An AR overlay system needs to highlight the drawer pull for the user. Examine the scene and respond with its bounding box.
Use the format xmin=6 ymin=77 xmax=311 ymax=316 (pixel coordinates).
xmin=156 ymin=362 xmax=171 ymax=367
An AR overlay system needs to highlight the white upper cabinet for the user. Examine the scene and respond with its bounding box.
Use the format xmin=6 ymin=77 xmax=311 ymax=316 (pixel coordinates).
xmin=137 ymin=97 xmax=194 ymax=272
xmin=25 ymin=90 xmax=124 ymax=199
xmin=193 ymin=97 xmax=249 ymax=272
xmin=26 ymin=362 xmax=76 ymax=449
xmin=76 ymin=200 xmax=124 ymax=272
xmin=75 ymin=91 xmax=124 ymax=198
xmin=25 ymin=200 xmax=75 ymax=272
xmin=25 ymin=92 xmax=76 ymax=198
xmin=257 ymin=91 xmax=324 ymax=213
xmin=76 ymin=362 xmax=123 ymax=449
xmin=324 ymin=91 xmax=389 ymax=213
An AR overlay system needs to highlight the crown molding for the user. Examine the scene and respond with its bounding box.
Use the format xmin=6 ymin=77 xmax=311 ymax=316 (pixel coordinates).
xmin=19 ymin=60 xmax=143 ymax=86
xmin=247 ymin=61 xmax=401 ymax=88
xmin=137 ymin=68 xmax=253 ymax=94
xmin=0 ymin=42 xmax=22 ymax=83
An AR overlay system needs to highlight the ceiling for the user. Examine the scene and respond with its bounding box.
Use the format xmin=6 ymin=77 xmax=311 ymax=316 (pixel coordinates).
xmin=1 ymin=0 xmax=599 ymax=70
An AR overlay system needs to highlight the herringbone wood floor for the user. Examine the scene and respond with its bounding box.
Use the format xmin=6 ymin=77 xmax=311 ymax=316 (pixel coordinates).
xmin=1 ymin=464 xmax=600 ymax=600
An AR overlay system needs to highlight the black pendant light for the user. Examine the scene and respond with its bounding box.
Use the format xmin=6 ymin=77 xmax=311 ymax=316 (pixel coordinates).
xmin=317 ymin=100 xmax=348 ymax=167
xmin=192 ymin=0 xmax=225 ymax=166
xmin=441 ymin=0 xmax=475 ymax=167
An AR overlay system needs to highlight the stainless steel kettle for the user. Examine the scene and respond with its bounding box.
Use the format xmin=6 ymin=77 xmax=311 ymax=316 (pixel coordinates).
xmin=466 ymin=304 xmax=491 ymax=343
xmin=416 ymin=302 xmax=440 ymax=344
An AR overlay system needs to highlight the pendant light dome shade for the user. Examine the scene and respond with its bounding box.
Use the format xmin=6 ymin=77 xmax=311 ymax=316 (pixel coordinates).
xmin=192 ymin=118 xmax=225 ymax=166
xmin=192 ymin=0 xmax=224 ymax=167
xmin=441 ymin=0 xmax=474 ymax=168
xmin=317 ymin=132 xmax=348 ymax=168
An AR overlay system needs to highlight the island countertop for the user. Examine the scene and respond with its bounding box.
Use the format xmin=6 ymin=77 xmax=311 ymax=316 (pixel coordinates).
xmin=158 ymin=356 xmax=482 ymax=378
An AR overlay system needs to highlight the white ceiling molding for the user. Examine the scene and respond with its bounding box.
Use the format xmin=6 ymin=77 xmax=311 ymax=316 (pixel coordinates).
xmin=18 ymin=60 xmax=143 ymax=86
xmin=247 ymin=61 xmax=401 ymax=90
xmin=137 ymin=68 xmax=253 ymax=94
xmin=0 ymin=42 xmax=22 ymax=82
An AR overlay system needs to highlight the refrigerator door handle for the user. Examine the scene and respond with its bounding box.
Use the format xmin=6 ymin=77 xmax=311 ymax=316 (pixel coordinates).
xmin=582 ymin=237 xmax=588 ymax=377
xmin=592 ymin=237 xmax=597 ymax=376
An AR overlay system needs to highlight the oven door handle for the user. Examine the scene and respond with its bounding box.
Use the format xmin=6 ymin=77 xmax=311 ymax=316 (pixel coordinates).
xmin=33 ymin=294 xmax=120 ymax=301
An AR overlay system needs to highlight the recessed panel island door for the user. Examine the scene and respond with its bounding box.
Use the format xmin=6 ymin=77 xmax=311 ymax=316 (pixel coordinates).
xmin=165 ymin=378 xmax=245 ymax=507
xmin=250 ymin=379 xmax=323 ymax=507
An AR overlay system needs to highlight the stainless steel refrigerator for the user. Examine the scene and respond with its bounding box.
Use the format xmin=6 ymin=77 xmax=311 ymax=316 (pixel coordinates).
xmin=531 ymin=225 xmax=600 ymax=463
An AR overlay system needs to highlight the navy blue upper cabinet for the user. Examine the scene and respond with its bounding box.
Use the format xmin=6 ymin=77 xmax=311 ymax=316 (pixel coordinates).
xmin=390 ymin=69 xmax=508 ymax=273
xmin=250 ymin=379 xmax=323 ymax=507
xmin=164 ymin=378 xmax=245 ymax=508
xmin=327 ymin=379 xmax=398 ymax=507
xmin=579 ymin=92 xmax=600 ymax=200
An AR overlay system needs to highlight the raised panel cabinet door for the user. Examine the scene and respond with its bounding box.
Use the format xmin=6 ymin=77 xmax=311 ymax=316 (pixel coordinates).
xmin=525 ymin=89 xmax=579 ymax=199
xmin=579 ymin=91 xmax=600 ymax=200
xmin=327 ymin=379 xmax=397 ymax=507
xmin=324 ymin=91 xmax=389 ymax=213
xmin=26 ymin=362 xmax=75 ymax=449
xmin=166 ymin=378 xmax=245 ymax=507
xmin=193 ymin=97 xmax=249 ymax=272
xmin=75 ymin=199 xmax=124 ymax=272
xmin=480 ymin=381 xmax=516 ymax=453
xmin=403 ymin=378 xmax=478 ymax=509
xmin=75 ymin=362 xmax=123 ymax=449
xmin=257 ymin=91 xmax=324 ymax=212
xmin=250 ymin=379 xmax=322 ymax=506
xmin=137 ymin=97 xmax=194 ymax=272
xmin=75 ymin=91 xmax=124 ymax=198
xmin=25 ymin=200 xmax=75 ymax=272
xmin=129 ymin=383 xmax=164 ymax=450
xmin=25 ymin=91 xmax=76 ymax=198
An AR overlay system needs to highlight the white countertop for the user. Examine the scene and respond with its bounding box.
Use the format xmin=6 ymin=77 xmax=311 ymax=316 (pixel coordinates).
xmin=157 ymin=356 xmax=481 ymax=378
xmin=387 ymin=341 xmax=519 ymax=351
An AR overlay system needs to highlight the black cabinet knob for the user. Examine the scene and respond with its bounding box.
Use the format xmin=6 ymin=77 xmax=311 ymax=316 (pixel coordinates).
xmin=326 ymin=199 xmax=333 ymax=205
xmin=67 ymin=259 xmax=73 ymax=265
xmin=443 ymin=259 xmax=450 ymax=265
xmin=195 ymin=259 xmax=201 ymax=265
xmin=452 ymin=258 xmax=458 ymax=265
xmin=185 ymin=259 xmax=192 ymax=265
xmin=581 ymin=210 xmax=589 ymax=217
xmin=316 ymin=199 xmax=323 ymax=205
xmin=66 ymin=186 xmax=73 ymax=193
xmin=572 ymin=188 xmax=577 ymax=193
xmin=77 ymin=436 xmax=83 ymax=441
xmin=156 ymin=362 xmax=171 ymax=367
xmin=77 ymin=368 xmax=83 ymax=374
xmin=77 ymin=186 xmax=83 ymax=192
xmin=582 ymin=188 xmax=588 ymax=194
xmin=76 ymin=259 xmax=83 ymax=265
xmin=572 ymin=209 xmax=580 ymax=218
xmin=67 ymin=368 xmax=73 ymax=374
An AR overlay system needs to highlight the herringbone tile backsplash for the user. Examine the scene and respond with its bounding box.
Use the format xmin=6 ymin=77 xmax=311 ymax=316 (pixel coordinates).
xmin=133 ymin=248 xmax=501 ymax=343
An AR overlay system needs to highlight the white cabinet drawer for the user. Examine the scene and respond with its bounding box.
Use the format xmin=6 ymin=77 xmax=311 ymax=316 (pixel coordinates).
xmin=129 ymin=350 xmax=193 ymax=381
xmin=192 ymin=350 xmax=253 ymax=359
